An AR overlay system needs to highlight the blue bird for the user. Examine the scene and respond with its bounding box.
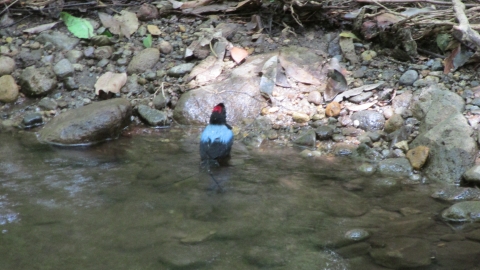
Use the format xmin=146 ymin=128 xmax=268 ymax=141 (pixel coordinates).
xmin=200 ymin=103 xmax=234 ymax=167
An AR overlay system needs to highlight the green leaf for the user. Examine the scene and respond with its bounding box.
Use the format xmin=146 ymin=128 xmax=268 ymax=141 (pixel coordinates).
xmin=60 ymin=12 xmax=94 ymax=39
xmin=143 ymin=34 xmax=152 ymax=48
xmin=101 ymin=29 xmax=113 ymax=37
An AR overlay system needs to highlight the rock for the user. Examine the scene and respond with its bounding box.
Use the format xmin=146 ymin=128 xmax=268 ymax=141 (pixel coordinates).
xmin=441 ymin=201 xmax=480 ymax=222
xmin=137 ymin=105 xmax=168 ymax=126
xmin=153 ymin=93 xmax=169 ymax=110
xmin=315 ymin=126 xmax=334 ymax=140
xmin=378 ymin=157 xmax=413 ymax=176
xmin=370 ymin=238 xmax=431 ymax=268
xmin=158 ymin=41 xmax=173 ymax=54
xmin=406 ymin=145 xmax=429 ymax=170
xmin=136 ymin=3 xmax=158 ymax=21
xmin=399 ymin=70 xmax=418 ymax=85
xmin=0 ymin=56 xmax=15 ymax=76
xmin=127 ymin=48 xmax=160 ymax=74
xmin=18 ymin=48 xmax=43 ymax=67
xmin=435 ymin=241 xmax=480 ymax=270
xmin=325 ymin=101 xmax=341 ymax=117
xmin=35 ymin=31 xmax=80 ymax=51
xmin=463 ymin=165 xmax=480 ymax=184
xmin=292 ymin=112 xmax=310 ymax=123
xmin=65 ymin=50 xmax=83 ymax=63
xmin=38 ymin=97 xmax=58 ymax=110
xmin=37 ymin=99 xmax=132 ymax=145
xmin=384 ymin=114 xmax=404 ymax=133
xmin=336 ymin=242 xmax=371 ymax=259
xmin=64 ymin=77 xmax=79 ymax=91
xmin=0 ymin=75 xmax=19 ymax=103
xmin=157 ymin=243 xmax=214 ymax=269
xmin=22 ymin=112 xmax=43 ymax=128
xmin=431 ymin=186 xmax=480 ymax=202
xmin=53 ymin=59 xmax=74 ymax=79
xmin=293 ymin=129 xmax=316 ymax=147
xmin=94 ymin=46 xmax=113 ymax=59
xmin=307 ymin=91 xmax=323 ymax=105
xmin=167 ymin=63 xmax=195 ymax=77
xmin=392 ymin=90 xmax=413 ymax=115
xmin=351 ymin=111 xmax=385 ymax=131
xmin=244 ymin=246 xmax=286 ymax=267
xmin=286 ymin=251 xmax=349 ymax=270
xmin=357 ymin=163 xmax=376 ymax=175
xmin=349 ymin=91 xmax=373 ymax=103
xmin=344 ymin=228 xmax=370 ymax=241
xmin=19 ymin=66 xmax=57 ymax=96
xmin=333 ymin=143 xmax=357 ymax=156
xmin=361 ymin=50 xmax=377 ymax=61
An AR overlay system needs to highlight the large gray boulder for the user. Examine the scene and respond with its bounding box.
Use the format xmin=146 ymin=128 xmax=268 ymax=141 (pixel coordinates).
xmin=37 ymin=99 xmax=131 ymax=145
xmin=410 ymin=86 xmax=477 ymax=184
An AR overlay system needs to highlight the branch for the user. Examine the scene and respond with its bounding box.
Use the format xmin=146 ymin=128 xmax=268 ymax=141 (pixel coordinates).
xmin=356 ymin=0 xmax=478 ymax=7
xmin=452 ymin=0 xmax=480 ymax=50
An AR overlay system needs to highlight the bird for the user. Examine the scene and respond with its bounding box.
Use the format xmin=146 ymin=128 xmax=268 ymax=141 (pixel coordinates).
xmin=200 ymin=103 xmax=234 ymax=168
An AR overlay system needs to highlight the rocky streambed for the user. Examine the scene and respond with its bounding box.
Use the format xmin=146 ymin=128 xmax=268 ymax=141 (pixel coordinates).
xmin=1 ymin=4 xmax=480 ymax=269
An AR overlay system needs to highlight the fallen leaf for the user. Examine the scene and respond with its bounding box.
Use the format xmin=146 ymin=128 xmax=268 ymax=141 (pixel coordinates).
xmin=339 ymin=31 xmax=361 ymax=41
xmin=443 ymin=45 xmax=473 ymax=73
xmin=333 ymin=81 xmax=385 ymax=102
xmin=143 ymin=34 xmax=152 ymax=48
xmin=60 ymin=12 xmax=94 ymax=39
xmin=324 ymin=69 xmax=348 ymax=101
xmin=94 ymin=72 xmax=127 ymax=96
xmin=23 ymin=22 xmax=59 ymax=34
xmin=98 ymin=11 xmax=139 ymax=39
xmin=147 ymin=25 xmax=161 ymax=35
xmin=230 ymin=47 xmax=248 ymax=64
xmin=346 ymin=101 xmax=377 ymax=111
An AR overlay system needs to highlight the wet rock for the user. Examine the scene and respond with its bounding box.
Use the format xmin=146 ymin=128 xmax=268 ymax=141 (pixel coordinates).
xmin=244 ymin=246 xmax=287 ymax=267
xmin=127 ymin=48 xmax=160 ymax=74
xmin=431 ymin=186 xmax=480 ymax=202
xmin=367 ymin=178 xmax=400 ymax=197
xmin=349 ymin=91 xmax=373 ymax=103
xmin=462 ymin=165 xmax=480 ymax=184
xmin=336 ymin=242 xmax=371 ymax=259
xmin=384 ymin=114 xmax=404 ymax=133
xmin=136 ymin=3 xmax=158 ymax=21
xmin=137 ymin=105 xmax=168 ymax=126
xmin=441 ymin=201 xmax=480 ymax=222
xmin=299 ymin=149 xmax=322 ymax=158
xmin=413 ymin=75 xmax=440 ymax=87
xmin=333 ymin=143 xmax=357 ymax=156
xmin=307 ymin=91 xmax=323 ymax=105
xmin=293 ymin=129 xmax=316 ymax=147
xmin=292 ymin=112 xmax=310 ymax=123
xmin=37 ymin=98 xmax=132 ymax=145
xmin=351 ymin=111 xmax=385 ymax=131
xmin=22 ymin=112 xmax=43 ymax=128
xmin=357 ymin=163 xmax=376 ymax=175
xmin=35 ymin=31 xmax=80 ymax=51
xmin=325 ymin=101 xmax=341 ymax=117
xmin=64 ymin=77 xmax=79 ymax=91
xmin=465 ymin=229 xmax=480 ymax=241
xmin=406 ymin=145 xmax=429 ymax=170
xmin=19 ymin=66 xmax=57 ymax=96
xmin=399 ymin=70 xmax=418 ymax=85
xmin=341 ymin=127 xmax=362 ymax=137
xmin=435 ymin=240 xmax=480 ymax=270
xmin=38 ymin=97 xmax=58 ymax=110
xmin=344 ymin=228 xmax=370 ymax=241
xmin=157 ymin=243 xmax=214 ymax=269
xmin=167 ymin=63 xmax=195 ymax=77
xmin=315 ymin=125 xmax=334 ymax=140
xmin=378 ymin=158 xmax=412 ymax=176
xmin=0 ymin=56 xmax=15 ymax=76
xmin=158 ymin=41 xmax=173 ymax=54
xmin=53 ymin=58 xmax=74 ymax=79
xmin=94 ymin=46 xmax=113 ymax=59
xmin=286 ymin=251 xmax=349 ymax=269
xmin=370 ymin=238 xmax=431 ymax=268
xmin=0 ymin=75 xmax=19 ymax=103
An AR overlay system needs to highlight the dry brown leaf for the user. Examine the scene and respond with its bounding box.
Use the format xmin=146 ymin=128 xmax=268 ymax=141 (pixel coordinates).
xmin=23 ymin=22 xmax=59 ymax=34
xmin=147 ymin=25 xmax=161 ymax=35
xmin=94 ymin=72 xmax=127 ymax=95
xmin=98 ymin=11 xmax=139 ymax=39
xmin=230 ymin=47 xmax=248 ymax=64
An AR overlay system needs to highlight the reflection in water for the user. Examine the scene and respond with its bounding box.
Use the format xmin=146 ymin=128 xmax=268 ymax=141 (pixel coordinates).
xmin=0 ymin=130 xmax=477 ymax=269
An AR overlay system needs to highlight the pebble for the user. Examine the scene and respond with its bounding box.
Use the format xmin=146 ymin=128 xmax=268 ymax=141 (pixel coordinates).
xmin=325 ymin=102 xmax=341 ymax=117
xmin=167 ymin=63 xmax=195 ymax=77
xmin=307 ymin=91 xmax=323 ymax=105
xmin=399 ymin=70 xmax=418 ymax=86
xmin=292 ymin=112 xmax=310 ymax=123
xmin=315 ymin=126 xmax=334 ymax=140
xmin=0 ymin=75 xmax=19 ymax=103
xmin=22 ymin=112 xmax=43 ymax=128
xmin=0 ymin=56 xmax=16 ymax=76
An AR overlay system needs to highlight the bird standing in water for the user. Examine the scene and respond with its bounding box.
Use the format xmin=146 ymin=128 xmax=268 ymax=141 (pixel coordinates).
xmin=200 ymin=103 xmax=234 ymax=188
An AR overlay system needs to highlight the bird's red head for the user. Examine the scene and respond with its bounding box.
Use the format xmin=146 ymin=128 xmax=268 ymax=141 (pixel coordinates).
xmin=212 ymin=103 xmax=225 ymax=114
xmin=209 ymin=103 xmax=227 ymax=125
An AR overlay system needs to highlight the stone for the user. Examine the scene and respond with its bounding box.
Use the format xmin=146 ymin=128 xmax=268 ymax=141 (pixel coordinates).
xmin=384 ymin=113 xmax=404 ymax=133
xmin=325 ymin=101 xmax=341 ymax=117
xmin=158 ymin=243 xmax=214 ymax=269
xmin=65 ymin=50 xmax=83 ymax=63
xmin=315 ymin=126 xmax=334 ymax=140
xmin=463 ymin=165 xmax=480 ymax=184
xmin=335 ymin=242 xmax=370 ymax=259
xmin=53 ymin=58 xmax=74 ymax=79
xmin=0 ymin=56 xmax=15 ymax=76
xmin=399 ymin=70 xmax=418 ymax=85
xmin=406 ymin=145 xmax=429 ymax=170
xmin=38 ymin=97 xmax=58 ymax=110
xmin=22 ymin=112 xmax=43 ymax=128
xmin=349 ymin=91 xmax=373 ymax=103
xmin=158 ymin=41 xmax=173 ymax=54
xmin=127 ymin=48 xmax=160 ymax=74
xmin=357 ymin=163 xmax=376 ymax=175
xmin=35 ymin=31 xmax=80 ymax=51
xmin=244 ymin=246 xmax=287 ymax=267
xmin=137 ymin=105 xmax=168 ymax=126
xmin=94 ymin=46 xmax=113 ymax=59
xmin=351 ymin=110 xmax=385 ymax=131
xmin=441 ymin=201 xmax=480 ymax=222
xmin=19 ymin=66 xmax=57 ymax=96
xmin=333 ymin=143 xmax=357 ymax=156
xmin=431 ymin=186 xmax=480 ymax=202
xmin=37 ymin=98 xmax=132 ymax=145
xmin=153 ymin=93 xmax=169 ymax=110
xmin=378 ymin=158 xmax=413 ymax=177
xmin=307 ymin=91 xmax=323 ymax=105
xmin=167 ymin=63 xmax=195 ymax=77
xmin=136 ymin=3 xmax=158 ymax=21
xmin=435 ymin=241 xmax=480 ymax=270
xmin=293 ymin=129 xmax=316 ymax=147
xmin=370 ymin=238 xmax=431 ymax=268
xmin=0 ymin=75 xmax=19 ymax=103
xmin=292 ymin=112 xmax=310 ymax=123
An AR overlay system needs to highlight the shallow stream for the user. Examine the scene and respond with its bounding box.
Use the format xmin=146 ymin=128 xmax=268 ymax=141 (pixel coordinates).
xmin=0 ymin=128 xmax=478 ymax=270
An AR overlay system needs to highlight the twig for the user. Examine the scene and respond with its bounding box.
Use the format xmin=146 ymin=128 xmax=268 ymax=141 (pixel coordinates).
xmin=0 ymin=0 xmax=18 ymax=16
xmin=452 ymin=0 xmax=480 ymax=50
xmin=355 ymin=0 xmax=479 ymax=7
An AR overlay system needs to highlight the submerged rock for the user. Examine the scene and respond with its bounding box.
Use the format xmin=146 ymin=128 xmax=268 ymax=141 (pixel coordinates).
xmin=431 ymin=186 xmax=480 ymax=202
xmin=377 ymin=158 xmax=412 ymax=177
xmin=37 ymin=98 xmax=131 ymax=145
xmin=441 ymin=201 xmax=480 ymax=222
xmin=370 ymin=237 xmax=431 ymax=268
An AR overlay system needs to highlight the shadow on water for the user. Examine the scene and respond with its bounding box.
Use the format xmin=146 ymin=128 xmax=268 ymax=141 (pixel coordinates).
xmin=0 ymin=129 xmax=478 ymax=269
